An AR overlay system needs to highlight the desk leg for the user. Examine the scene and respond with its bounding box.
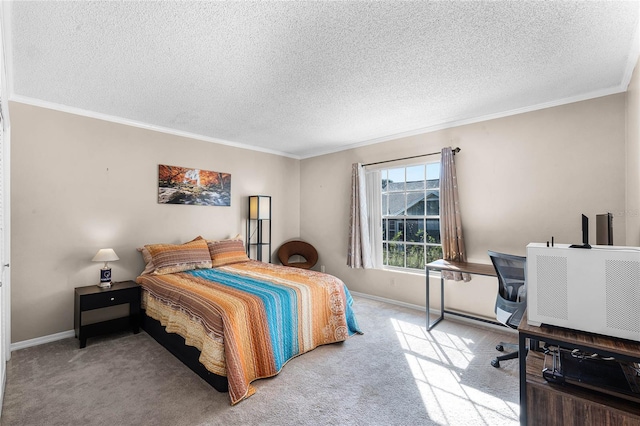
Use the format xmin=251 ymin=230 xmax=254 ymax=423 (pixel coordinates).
xmin=440 ymin=274 xmax=444 ymax=322
xmin=426 ymin=268 xmax=445 ymax=331
xmin=519 ymin=332 xmax=527 ymax=426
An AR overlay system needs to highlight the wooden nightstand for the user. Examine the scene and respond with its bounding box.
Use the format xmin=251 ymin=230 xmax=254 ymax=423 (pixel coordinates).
xmin=74 ymin=280 xmax=141 ymax=348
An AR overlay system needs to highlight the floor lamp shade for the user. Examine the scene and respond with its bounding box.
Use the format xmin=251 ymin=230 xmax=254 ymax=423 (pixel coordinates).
xmin=249 ymin=195 xmax=271 ymax=220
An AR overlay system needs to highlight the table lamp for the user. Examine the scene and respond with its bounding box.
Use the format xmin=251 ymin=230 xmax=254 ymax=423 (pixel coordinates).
xmin=92 ymin=248 xmax=119 ymax=288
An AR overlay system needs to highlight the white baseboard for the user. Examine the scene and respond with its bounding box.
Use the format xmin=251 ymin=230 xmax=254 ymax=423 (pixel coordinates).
xmin=9 ymin=291 xmax=514 ymax=353
xmin=350 ymin=290 xmax=516 ymax=334
xmin=0 ymin=358 xmax=5 ymax=419
xmin=351 ymin=290 xmax=425 ymax=312
xmin=10 ymin=330 xmax=75 ymax=352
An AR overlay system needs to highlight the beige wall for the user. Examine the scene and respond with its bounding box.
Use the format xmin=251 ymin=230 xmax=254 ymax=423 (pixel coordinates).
xmin=10 ymin=102 xmax=300 ymax=342
xmin=626 ymin=57 xmax=640 ymax=246
xmin=300 ymin=94 xmax=627 ymax=320
xmin=9 ymin=83 xmax=634 ymax=340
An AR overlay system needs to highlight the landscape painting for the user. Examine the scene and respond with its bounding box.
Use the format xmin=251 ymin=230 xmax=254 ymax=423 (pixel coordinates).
xmin=158 ymin=164 xmax=231 ymax=206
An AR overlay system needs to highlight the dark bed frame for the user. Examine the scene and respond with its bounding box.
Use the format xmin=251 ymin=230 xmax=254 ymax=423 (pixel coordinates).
xmin=141 ymin=309 xmax=228 ymax=392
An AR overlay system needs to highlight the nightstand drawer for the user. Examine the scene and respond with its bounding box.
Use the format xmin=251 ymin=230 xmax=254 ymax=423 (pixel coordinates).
xmin=81 ymin=287 xmax=139 ymax=311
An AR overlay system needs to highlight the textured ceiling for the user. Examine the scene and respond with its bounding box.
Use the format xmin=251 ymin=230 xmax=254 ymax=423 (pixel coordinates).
xmin=6 ymin=1 xmax=640 ymax=158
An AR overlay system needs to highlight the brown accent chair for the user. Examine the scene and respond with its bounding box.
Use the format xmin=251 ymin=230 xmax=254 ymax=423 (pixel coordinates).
xmin=277 ymin=241 xmax=318 ymax=269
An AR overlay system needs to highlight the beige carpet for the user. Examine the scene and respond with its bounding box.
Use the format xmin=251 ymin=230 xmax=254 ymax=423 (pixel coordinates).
xmin=1 ymin=296 xmax=520 ymax=425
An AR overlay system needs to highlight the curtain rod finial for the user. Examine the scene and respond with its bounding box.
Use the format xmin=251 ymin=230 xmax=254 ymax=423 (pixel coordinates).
xmin=453 ymin=147 xmax=461 ymax=154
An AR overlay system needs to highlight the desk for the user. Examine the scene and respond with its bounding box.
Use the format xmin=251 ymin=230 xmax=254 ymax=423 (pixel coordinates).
xmin=425 ymin=259 xmax=497 ymax=331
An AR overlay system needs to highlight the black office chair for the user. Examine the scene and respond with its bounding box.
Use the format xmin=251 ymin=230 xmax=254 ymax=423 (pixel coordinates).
xmin=488 ymin=250 xmax=527 ymax=368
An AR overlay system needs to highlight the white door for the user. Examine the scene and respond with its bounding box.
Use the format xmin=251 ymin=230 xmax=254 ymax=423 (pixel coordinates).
xmin=0 ymin=100 xmax=6 ymax=408
xmin=0 ymin=4 xmax=10 ymax=408
xmin=0 ymin=106 xmax=4 ymax=376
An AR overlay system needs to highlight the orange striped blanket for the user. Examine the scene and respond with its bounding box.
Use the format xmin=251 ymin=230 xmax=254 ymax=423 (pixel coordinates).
xmin=137 ymin=260 xmax=361 ymax=405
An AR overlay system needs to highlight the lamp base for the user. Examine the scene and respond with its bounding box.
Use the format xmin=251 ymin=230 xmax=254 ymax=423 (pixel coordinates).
xmin=99 ymin=267 xmax=112 ymax=288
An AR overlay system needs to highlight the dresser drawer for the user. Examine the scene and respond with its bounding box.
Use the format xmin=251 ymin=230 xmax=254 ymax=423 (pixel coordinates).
xmin=81 ymin=287 xmax=139 ymax=311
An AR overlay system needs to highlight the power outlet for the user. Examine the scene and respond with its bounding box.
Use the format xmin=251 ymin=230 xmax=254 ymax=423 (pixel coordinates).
xmin=321 ymin=265 xmax=326 ymax=273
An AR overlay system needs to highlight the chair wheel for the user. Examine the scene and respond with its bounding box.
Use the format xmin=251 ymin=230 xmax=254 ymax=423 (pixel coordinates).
xmin=491 ymin=359 xmax=500 ymax=368
xmin=496 ymin=344 xmax=504 ymax=352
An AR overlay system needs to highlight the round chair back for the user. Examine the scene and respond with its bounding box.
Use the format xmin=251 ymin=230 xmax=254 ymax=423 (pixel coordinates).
xmin=277 ymin=241 xmax=318 ymax=269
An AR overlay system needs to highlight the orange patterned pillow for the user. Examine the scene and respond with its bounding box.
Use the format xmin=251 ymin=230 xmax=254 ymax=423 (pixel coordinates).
xmin=145 ymin=238 xmax=212 ymax=275
xmin=136 ymin=246 xmax=155 ymax=275
xmin=208 ymin=238 xmax=250 ymax=267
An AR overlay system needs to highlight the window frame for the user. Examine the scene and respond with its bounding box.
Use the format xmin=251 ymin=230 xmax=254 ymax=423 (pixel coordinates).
xmin=380 ymin=161 xmax=442 ymax=272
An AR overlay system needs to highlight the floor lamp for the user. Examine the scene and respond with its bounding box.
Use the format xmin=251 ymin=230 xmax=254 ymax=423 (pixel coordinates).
xmin=247 ymin=195 xmax=271 ymax=262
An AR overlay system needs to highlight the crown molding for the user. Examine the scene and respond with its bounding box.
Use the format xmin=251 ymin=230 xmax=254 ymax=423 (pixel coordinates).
xmin=10 ymin=82 xmax=629 ymax=161
xmin=9 ymin=95 xmax=301 ymax=160
xmin=299 ymin=86 xmax=627 ymax=159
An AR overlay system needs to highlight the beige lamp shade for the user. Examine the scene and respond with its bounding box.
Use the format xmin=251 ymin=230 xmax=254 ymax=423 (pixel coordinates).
xmin=249 ymin=195 xmax=271 ymax=220
xmin=92 ymin=248 xmax=119 ymax=265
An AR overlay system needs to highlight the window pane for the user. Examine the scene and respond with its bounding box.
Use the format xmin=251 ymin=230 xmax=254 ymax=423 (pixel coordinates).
xmin=427 ymin=163 xmax=440 ymax=184
xmin=406 ymin=191 xmax=425 ymax=216
xmin=381 ymin=170 xmax=388 ymax=191
xmin=426 ymin=245 xmax=443 ymax=264
xmin=406 ymin=245 xmax=425 ymax=269
xmin=383 ymin=242 xmax=388 ymax=265
xmin=406 ymin=165 xmax=425 ymax=188
xmin=426 ymin=219 xmax=440 ymax=244
xmin=426 ymin=190 xmax=439 ymax=215
xmin=406 ymin=219 xmax=424 ymax=242
xmin=388 ymin=219 xmax=403 ymax=241
xmin=382 ymin=218 xmax=387 ymax=240
xmin=382 ymin=193 xmax=388 ymax=215
xmin=387 ymin=168 xmax=405 ymax=191
xmin=388 ymin=243 xmax=405 ymax=267
xmin=388 ymin=193 xmax=405 ymax=215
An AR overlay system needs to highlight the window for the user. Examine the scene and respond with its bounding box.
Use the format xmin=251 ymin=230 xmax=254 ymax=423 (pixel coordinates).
xmin=381 ymin=163 xmax=442 ymax=270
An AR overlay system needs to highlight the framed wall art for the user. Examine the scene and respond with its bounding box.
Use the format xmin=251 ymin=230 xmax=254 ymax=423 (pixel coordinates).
xmin=158 ymin=164 xmax=231 ymax=206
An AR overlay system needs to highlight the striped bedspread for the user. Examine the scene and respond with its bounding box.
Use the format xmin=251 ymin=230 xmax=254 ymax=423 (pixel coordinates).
xmin=137 ymin=260 xmax=361 ymax=404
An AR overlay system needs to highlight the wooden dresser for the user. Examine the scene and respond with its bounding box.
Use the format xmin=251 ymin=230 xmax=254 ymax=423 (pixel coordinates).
xmin=518 ymin=312 xmax=640 ymax=425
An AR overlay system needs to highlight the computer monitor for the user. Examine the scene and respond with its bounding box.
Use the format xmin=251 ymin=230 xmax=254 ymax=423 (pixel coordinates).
xmin=570 ymin=214 xmax=591 ymax=249
xmin=581 ymin=214 xmax=589 ymax=245
xmin=596 ymin=213 xmax=613 ymax=245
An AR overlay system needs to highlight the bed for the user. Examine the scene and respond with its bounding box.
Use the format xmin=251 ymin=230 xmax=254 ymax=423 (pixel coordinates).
xmin=136 ymin=237 xmax=361 ymax=405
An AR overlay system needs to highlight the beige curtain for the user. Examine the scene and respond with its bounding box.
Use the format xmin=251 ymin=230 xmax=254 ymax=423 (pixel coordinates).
xmin=440 ymin=147 xmax=471 ymax=281
xmin=347 ymin=163 xmax=372 ymax=268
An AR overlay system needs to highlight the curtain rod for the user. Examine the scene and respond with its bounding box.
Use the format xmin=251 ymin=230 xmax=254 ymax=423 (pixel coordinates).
xmin=363 ymin=147 xmax=460 ymax=167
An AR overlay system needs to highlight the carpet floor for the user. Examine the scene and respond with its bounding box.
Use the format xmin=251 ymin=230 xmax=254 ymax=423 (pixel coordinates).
xmin=1 ymin=296 xmax=520 ymax=425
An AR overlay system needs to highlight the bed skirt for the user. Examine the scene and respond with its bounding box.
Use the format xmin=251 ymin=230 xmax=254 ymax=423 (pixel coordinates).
xmin=141 ymin=309 xmax=228 ymax=392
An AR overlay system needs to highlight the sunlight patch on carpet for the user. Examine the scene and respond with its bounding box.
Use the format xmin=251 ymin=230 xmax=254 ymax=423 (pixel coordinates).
xmin=392 ymin=318 xmax=519 ymax=425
